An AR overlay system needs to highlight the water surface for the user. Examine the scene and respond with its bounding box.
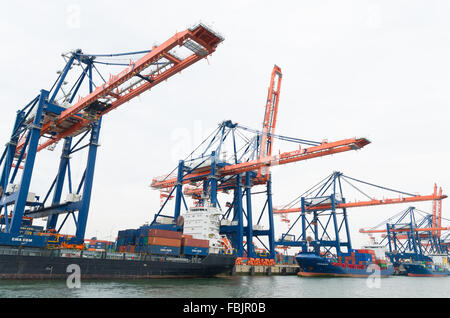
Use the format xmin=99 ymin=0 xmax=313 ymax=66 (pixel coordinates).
xmin=0 ymin=276 xmax=448 ymax=298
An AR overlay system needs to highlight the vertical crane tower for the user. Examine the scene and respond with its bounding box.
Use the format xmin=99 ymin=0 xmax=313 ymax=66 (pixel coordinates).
xmin=0 ymin=24 xmax=224 ymax=245
xmin=258 ymin=65 xmax=282 ymax=180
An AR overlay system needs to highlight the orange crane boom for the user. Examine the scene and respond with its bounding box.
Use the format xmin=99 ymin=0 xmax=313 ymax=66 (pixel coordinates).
xmin=257 ymin=65 xmax=282 ymax=181
xmin=273 ymin=192 xmax=447 ymax=214
xmin=15 ymin=24 xmax=223 ymax=155
xmin=151 ymin=137 xmax=370 ymax=190
xmin=259 ymin=66 xmax=282 ymax=164
xmin=359 ymin=226 xmax=450 ymax=234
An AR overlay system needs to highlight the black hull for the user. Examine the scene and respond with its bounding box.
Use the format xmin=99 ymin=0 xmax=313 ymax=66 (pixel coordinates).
xmin=0 ymin=253 xmax=236 ymax=280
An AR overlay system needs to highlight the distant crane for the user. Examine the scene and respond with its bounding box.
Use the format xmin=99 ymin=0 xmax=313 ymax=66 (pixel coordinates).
xmin=274 ymin=171 xmax=447 ymax=259
xmin=359 ymin=204 xmax=450 ymax=261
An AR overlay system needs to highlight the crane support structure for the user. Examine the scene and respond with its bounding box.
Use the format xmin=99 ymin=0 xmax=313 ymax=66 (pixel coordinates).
xmin=0 ymin=24 xmax=224 ymax=245
xmin=150 ymin=66 xmax=370 ymax=260
xmin=15 ymin=25 xmax=223 ymax=155
xmin=274 ymin=172 xmax=447 ymax=258
xmin=359 ymin=206 xmax=449 ymax=260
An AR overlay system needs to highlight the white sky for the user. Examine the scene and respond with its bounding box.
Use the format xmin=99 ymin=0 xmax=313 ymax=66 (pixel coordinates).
xmin=0 ymin=1 xmax=449 ymax=251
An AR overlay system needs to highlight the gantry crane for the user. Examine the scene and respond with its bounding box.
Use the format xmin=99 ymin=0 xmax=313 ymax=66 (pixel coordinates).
xmin=150 ymin=66 xmax=371 ymax=259
xmin=0 ymin=24 xmax=224 ymax=246
xmin=359 ymin=204 xmax=449 ymax=261
xmin=274 ymin=171 xmax=447 ymax=259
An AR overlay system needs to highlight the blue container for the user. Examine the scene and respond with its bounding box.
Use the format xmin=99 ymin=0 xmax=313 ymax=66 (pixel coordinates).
xmin=147 ymin=245 xmax=180 ymax=256
xmin=183 ymin=246 xmax=209 ymax=256
xmin=0 ymin=233 xmax=47 ymax=247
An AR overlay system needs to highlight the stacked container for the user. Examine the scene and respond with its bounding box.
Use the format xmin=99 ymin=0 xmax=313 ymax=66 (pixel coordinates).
xmin=86 ymin=240 xmax=115 ymax=252
xmin=114 ymin=226 xmax=213 ymax=258
xmin=19 ymin=225 xmax=44 ymax=236
xmin=134 ymin=228 xmax=182 ymax=256
xmin=181 ymin=234 xmax=209 ymax=256
xmin=115 ymin=229 xmax=137 ymax=252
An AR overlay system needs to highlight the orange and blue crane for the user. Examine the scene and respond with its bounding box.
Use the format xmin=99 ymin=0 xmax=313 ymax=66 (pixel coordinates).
xmin=150 ymin=66 xmax=371 ymax=259
xmin=0 ymin=24 xmax=224 ymax=246
xmin=274 ymin=171 xmax=447 ymax=259
xmin=359 ymin=202 xmax=449 ymax=261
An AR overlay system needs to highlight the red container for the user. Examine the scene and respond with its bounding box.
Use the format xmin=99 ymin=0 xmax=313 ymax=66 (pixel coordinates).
xmin=181 ymin=237 xmax=209 ymax=248
xmin=147 ymin=229 xmax=183 ymax=240
xmin=147 ymin=237 xmax=181 ymax=247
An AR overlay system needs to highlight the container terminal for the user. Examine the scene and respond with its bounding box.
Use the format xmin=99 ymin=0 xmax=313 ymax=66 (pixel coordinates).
xmin=0 ymin=23 xmax=448 ymax=279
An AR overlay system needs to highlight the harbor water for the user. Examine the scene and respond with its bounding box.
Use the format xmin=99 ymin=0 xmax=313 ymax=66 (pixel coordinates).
xmin=0 ymin=275 xmax=449 ymax=298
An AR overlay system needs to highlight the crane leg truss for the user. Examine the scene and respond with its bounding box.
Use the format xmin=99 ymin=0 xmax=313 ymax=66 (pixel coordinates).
xmin=275 ymin=172 xmax=353 ymax=256
xmin=274 ymin=172 xmax=447 ymax=259
xmin=0 ymin=24 xmax=224 ymax=245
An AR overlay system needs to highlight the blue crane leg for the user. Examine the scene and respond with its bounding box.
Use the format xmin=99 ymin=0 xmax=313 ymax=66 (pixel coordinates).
xmin=9 ymin=90 xmax=48 ymax=235
xmin=245 ymin=171 xmax=254 ymax=258
xmin=75 ymin=118 xmax=102 ymax=242
xmin=47 ymin=137 xmax=72 ymax=230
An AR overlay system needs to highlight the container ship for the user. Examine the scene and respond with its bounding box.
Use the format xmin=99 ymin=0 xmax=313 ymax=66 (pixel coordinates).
xmin=295 ymin=248 xmax=394 ymax=277
xmin=396 ymin=254 xmax=450 ymax=277
xmin=0 ymin=204 xmax=236 ymax=279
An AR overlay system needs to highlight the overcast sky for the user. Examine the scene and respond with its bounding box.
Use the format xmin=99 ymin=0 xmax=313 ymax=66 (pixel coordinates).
xmin=0 ymin=1 xmax=449 ymax=250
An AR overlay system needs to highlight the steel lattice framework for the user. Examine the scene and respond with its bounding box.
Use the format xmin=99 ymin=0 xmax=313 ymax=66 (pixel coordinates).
xmin=0 ymin=24 xmax=224 ymax=245
xmin=359 ymin=206 xmax=450 ymax=260
xmin=274 ymin=171 xmax=447 ymax=258
xmin=150 ymin=66 xmax=371 ymax=259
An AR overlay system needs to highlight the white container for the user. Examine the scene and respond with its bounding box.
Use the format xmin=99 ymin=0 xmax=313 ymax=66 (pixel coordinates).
xmin=252 ymin=225 xmax=264 ymax=231
xmin=156 ymin=216 xmax=175 ymax=224
xmin=65 ymin=193 xmax=82 ymax=202
xmin=26 ymin=192 xmax=36 ymax=203
xmin=6 ymin=183 xmax=19 ymax=194
xmin=220 ymin=219 xmax=232 ymax=226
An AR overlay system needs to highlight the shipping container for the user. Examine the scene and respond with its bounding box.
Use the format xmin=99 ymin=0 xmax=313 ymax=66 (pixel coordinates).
xmin=144 ymin=229 xmax=183 ymax=240
xmin=181 ymin=237 xmax=209 ymax=248
xmin=183 ymin=246 xmax=209 ymax=256
xmin=147 ymin=237 xmax=181 ymax=247
xmin=147 ymin=245 xmax=180 ymax=256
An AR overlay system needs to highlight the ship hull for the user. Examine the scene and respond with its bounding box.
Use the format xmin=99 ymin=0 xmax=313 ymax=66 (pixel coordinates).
xmin=295 ymin=253 xmax=394 ymax=278
xmin=0 ymin=252 xmax=236 ymax=280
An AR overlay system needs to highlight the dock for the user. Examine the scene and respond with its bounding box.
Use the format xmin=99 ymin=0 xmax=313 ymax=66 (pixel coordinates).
xmin=232 ymin=264 xmax=299 ymax=276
